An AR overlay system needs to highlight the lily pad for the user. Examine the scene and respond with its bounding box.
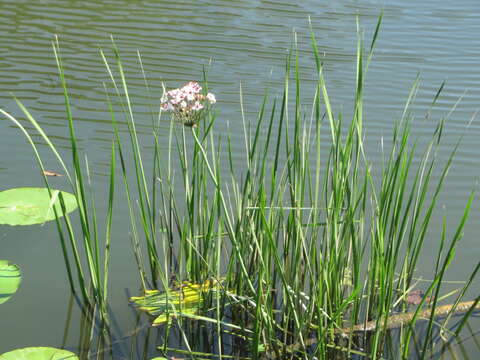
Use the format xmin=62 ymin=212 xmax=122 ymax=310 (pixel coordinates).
xmin=0 ymin=188 xmax=77 ymax=226
xmin=0 ymin=260 xmax=21 ymax=304
xmin=0 ymin=347 xmax=78 ymax=359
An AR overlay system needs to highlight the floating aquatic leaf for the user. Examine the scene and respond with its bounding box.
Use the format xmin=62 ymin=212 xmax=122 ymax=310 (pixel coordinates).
xmin=131 ymin=279 xmax=228 ymax=326
xmin=0 ymin=347 xmax=78 ymax=359
xmin=0 ymin=187 xmax=77 ymax=226
xmin=0 ymin=260 xmax=21 ymax=304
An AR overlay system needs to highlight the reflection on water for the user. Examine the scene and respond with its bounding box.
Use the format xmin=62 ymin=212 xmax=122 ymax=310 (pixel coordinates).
xmin=1 ymin=0 xmax=480 ymax=358
xmin=61 ymin=294 xmax=480 ymax=359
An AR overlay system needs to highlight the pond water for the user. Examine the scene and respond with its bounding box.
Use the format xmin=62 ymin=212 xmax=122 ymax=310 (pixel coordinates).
xmin=1 ymin=0 xmax=479 ymax=358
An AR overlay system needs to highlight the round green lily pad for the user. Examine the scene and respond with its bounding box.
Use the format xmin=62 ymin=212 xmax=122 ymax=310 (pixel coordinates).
xmin=0 ymin=260 xmax=21 ymax=304
xmin=0 ymin=188 xmax=78 ymax=226
xmin=0 ymin=347 xmax=78 ymax=360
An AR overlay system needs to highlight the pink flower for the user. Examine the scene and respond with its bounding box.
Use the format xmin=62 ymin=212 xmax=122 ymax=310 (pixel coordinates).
xmin=184 ymin=81 xmax=201 ymax=93
xmin=161 ymin=102 xmax=173 ymax=111
xmin=191 ymin=101 xmax=204 ymax=111
xmin=161 ymin=82 xmax=215 ymax=126
xmin=167 ymin=89 xmax=178 ymax=97
xmin=206 ymin=93 xmax=216 ymax=104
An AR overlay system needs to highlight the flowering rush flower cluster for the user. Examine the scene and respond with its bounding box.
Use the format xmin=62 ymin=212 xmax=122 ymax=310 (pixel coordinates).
xmin=160 ymin=81 xmax=216 ymax=127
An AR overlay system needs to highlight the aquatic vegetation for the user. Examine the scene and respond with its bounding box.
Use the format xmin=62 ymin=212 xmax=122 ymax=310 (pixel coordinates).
xmin=130 ymin=279 xmax=229 ymax=326
xmin=0 ymin=347 xmax=78 ymax=360
xmin=160 ymin=81 xmax=216 ymax=127
xmin=1 ymin=40 xmax=117 ymax=311
xmin=0 ymin=187 xmax=75 ymax=307
xmin=0 ymin=260 xmax=21 ymax=304
xmin=0 ymin=188 xmax=77 ymax=226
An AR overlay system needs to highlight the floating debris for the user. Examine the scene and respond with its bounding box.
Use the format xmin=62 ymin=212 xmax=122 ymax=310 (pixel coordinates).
xmin=43 ymin=170 xmax=63 ymax=177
